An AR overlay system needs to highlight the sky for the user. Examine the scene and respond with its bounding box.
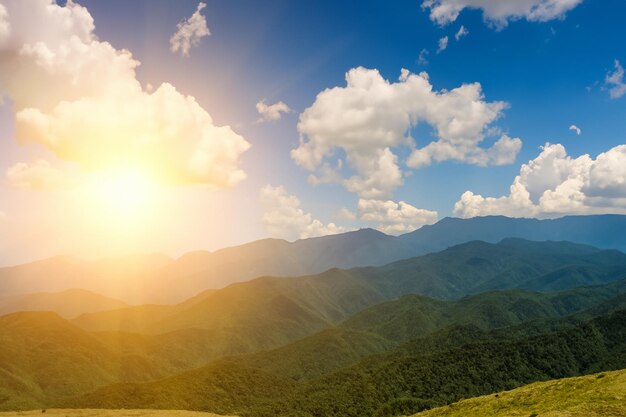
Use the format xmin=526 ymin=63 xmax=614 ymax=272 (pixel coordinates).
xmin=1 ymin=0 xmax=626 ymax=265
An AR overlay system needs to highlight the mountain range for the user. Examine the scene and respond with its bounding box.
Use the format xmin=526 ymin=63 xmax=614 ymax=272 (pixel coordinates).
xmin=2 ymin=214 xmax=626 ymax=304
xmin=2 ymin=238 xmax=626 ymax=413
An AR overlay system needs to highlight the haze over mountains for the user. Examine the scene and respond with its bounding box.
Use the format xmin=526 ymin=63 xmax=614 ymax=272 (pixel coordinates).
xmin=2 ymin=215 xmax=626 ymax=416
xmin=2 ymin=214 xmax=626 ymax=304
xmin=3 ymin=234 xmax=626 ymax=414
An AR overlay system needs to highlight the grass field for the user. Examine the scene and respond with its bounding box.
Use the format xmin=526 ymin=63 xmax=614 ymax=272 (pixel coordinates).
xmin=0 ymin=410 xmax=235 ymax=417
xmin=413 ymin=369 xmax=626 ymax=417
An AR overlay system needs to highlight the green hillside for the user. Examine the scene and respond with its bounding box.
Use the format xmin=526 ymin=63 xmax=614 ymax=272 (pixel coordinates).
xmin=73 ymin=239 xmax=626 ymax=338
xmin=0 ymin=312 xmax=162 ymax=410
xmin=412 ymin=368 xmax=626 ymax=417
xmin=342 ymin=280 xmax=626 ymax=342
xmin=4 ymin=239 xmax=626 ymax=414
xmin=66 ymin=308 xmax=626 ymax=417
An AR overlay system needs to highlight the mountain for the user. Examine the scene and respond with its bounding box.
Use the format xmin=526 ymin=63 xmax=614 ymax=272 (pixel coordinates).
xmin=2 ymin=215 xmax=626 ymax=303
xmin=0 ymin=289 xmax=129 ymax=319
xmin=412 ymin=368 xmax=626 ymax=417
xmin=6 ymin=266 xmax=626 ymax=412
xmin=0 ymin=312 xmax=162 ymax=410
xmin=230 ymin=278 xmax=626 ymax=381
xmin=399 ymin=214 xmax=626 ymax=253
xmin=73 ymin=240 xmax=626 ymax=339
xmin=341 ymin=279 xmax=626 ymax=342
xmin=66 ymin=308 xmax=626 ymax=416
xmin=0 ymin=253 xmax=173 ymax=304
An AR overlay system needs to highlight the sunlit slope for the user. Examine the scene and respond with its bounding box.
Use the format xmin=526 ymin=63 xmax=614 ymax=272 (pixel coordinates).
xmin=0 ymin=289 xmax=129 ymax=319
xmin=73 ymin=269 xmax=386 ymax=336
xmin=0 ymin=312 xmax=162 ymax=410
xmin=412 ymin=369 xmax=626 ymax=417
xmin=5 ymin=278 xmax=626 ymax=413
xmin=0 ymin=410 xmax=234 ymax=417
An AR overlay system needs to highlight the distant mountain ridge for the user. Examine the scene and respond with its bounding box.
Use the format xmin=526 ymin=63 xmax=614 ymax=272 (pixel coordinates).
xmin=2 ymin=214 xmax=626 ymax=303
xmin=0 ymin=289 xmax=129 ymax=319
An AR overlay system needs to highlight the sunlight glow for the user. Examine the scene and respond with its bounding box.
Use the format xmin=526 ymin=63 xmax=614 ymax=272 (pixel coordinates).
xmin=88 ymin=169 xmax=158 ymax=221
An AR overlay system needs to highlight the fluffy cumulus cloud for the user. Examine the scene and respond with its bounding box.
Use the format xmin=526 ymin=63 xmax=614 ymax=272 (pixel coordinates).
xmin=293 ymin=67 xmax=520 ymax=199
xmin=358 ymin=199 xmax=438 ymax=234
xmin=259 ymin=185 xmax=348 ymax=240
xmin=6 ymin=160 xmax=71 ymax=190
xmin=422 ymin=0 xmax=583 ymax=27
xmin=0 ymin=0 xmax=249 ymax=188
xmin=170 ymin=2 xmax=210 ymax=57
xmin=605 ymin=60 xmax=626 ymax=99
xmin=256 ymin=99 xmax=292 ymax=122
xmin=453 ymin=143 xmax=626 ymax=218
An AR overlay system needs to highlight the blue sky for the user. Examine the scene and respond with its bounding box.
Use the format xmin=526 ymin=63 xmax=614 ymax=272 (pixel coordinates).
xmin=1 ymin=0 xmax=626 ymax=263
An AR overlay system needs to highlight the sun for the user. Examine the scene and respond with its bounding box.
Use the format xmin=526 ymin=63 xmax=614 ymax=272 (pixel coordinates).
xmin=88 ymin=168 xmax=158 ymax=220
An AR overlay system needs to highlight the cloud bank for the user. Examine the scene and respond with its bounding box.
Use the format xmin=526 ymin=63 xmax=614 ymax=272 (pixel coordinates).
xmin=358 ymin=199 xmax=438 ymax=234
xmin=454 ymin=143 xmax=626 ymax=218
xmin=0 ymin=0 xmax=249 ymax=188
xmin=259 ymin=185 xmax=347 ymax=240
xmin=293 ymin=67 xmax=520 ymax=200
xmin=422 ymin=0 xmax=583 ymax=27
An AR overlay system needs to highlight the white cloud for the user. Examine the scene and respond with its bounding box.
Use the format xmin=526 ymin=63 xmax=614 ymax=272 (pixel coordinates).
xmin=170 ymin=2 xmax=210 ymax=57
xmin=336 ymin=207 xmax=357 ymax=221
xmin=422 ymin=0 xmax=583 ymax=28
xmin=358 ymin=199 xmax=438 ymax=234
xmin=453 ymin=143 xmax=626 ymax=218
xmin=259 ymin=185 xmax=348 ymax=240
xmin=569 ymin=124 xmax=581 ymax=135
xmin=256 ymin=99 xmax=292 ymax=122
xmin=605 ymin=60 xmax=626 ymax=99
xmin=418 ymin=48 xmax=429 ymax=66
xmin=6 ymin=160 xmax=71 ymax=190
xmin=293 ymin=67 xmax=520 ymax=199
xmin=0 ymin=0 xmax=249 ymax=188
xmin=437 ymin=36 xmax=449 ymax=53
xmin=455 ymin=25 xmax=469 ymax=40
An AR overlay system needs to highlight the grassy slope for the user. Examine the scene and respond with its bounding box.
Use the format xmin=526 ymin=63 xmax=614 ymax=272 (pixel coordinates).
xmin=413 ymin=369 xmax=626 ymax=417
xmin=0 ymin=410 xmax=234 ymax=417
